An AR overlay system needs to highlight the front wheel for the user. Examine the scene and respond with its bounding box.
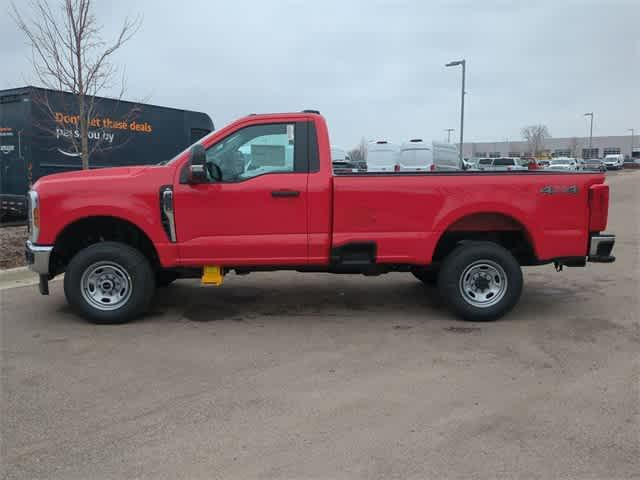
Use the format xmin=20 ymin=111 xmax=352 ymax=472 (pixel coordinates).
xmin=64 ymin=242 xmax=155 ymax=324
xmin=438 ymin=242 xmax=523 ymax=322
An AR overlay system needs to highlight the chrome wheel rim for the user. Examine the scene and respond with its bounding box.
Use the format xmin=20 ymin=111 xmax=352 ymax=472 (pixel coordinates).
xmin=80 ymin=261 xmax=132 ymax=311
xmin=459 ymin=260 xmax=508 ymax=308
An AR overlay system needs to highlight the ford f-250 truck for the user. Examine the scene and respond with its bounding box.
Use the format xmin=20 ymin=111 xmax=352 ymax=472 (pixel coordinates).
xmin=25 ymin=111 xmax=616 ymax=324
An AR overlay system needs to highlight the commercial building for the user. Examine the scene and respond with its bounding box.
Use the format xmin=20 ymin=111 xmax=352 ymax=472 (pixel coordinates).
xmin=462 ymin=134 xmax=639 ymax=160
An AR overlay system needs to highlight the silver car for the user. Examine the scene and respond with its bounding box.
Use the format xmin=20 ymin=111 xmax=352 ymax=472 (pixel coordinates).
xmin=489 ymin=157 xmax=528 ymax=171
xmin=583 ymin=158 xmax=607 ymax=172
xmin=547 ymin=157 xmax=579 ymax=171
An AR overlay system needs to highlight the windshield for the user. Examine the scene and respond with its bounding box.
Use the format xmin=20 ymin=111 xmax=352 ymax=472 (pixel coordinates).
xmin=478 ymin=158 xmax=492 ymax=165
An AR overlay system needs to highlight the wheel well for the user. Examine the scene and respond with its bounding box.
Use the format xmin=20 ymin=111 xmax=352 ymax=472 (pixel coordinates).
xmin=51 ymin=216 xmax=160 ymax=275
xmin=433 ymin=213 xmax=537 ymax=265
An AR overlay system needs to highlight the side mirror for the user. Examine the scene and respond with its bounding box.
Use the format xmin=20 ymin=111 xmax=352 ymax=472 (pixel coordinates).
xmin=187 ymin=144 xmax=208 ymax=183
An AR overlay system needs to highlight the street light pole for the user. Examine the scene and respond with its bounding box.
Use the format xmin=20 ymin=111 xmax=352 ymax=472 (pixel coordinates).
xmin=629 ymin=129 xmax=635 ymax=160
xmin=584 ymin=112 xmax=594 ymax=158
xmin=445 ymin=128 xmax=455 ymax=143
xmin=446 ymin=59 xmax=466 ymax=164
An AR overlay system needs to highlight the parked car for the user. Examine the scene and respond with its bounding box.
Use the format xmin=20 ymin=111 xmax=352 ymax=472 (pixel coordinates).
xmin=397 ymin=139 xmax=461 ymax=172
xmin=476 ymin=157 xmax=526 ymax=171
xmin=476 ymin=158 xmax=494 ymax=171
xmin=537 ymin=159 xmax=551 ymax=168
xmin=547 ymin=157 xmax=579 ymax=171
xmin=490 ymin=157 xmax=527 ymax=171
xmin=624 ymin=157 xmax=640 ymax=168
xmin=583 ymin=158 xmax=607 ymax=172
xmin=367 ymin=141 xmax=400 ymax=172
xmin=602 ymin=154 xmax=625 ymax=170
xmin=26 ymin=110 xmax=615 ymax=324
xmin=462 ymin=158 xmax=476 ymax=170
xmin=331 ymin=146 xmax=358 ymax=174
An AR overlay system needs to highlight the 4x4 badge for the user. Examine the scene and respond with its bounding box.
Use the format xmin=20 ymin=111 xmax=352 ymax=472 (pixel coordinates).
xmin=540 ymin=185 xmax=578 ymax=195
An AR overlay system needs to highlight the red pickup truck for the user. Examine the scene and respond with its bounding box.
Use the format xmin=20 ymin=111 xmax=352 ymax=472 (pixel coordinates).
xmin=25 ymin=111 xmax=615 ymax=324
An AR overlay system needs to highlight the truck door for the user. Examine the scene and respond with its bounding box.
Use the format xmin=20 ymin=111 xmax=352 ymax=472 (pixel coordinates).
xmin=173 ymin=121 xmax=310 ymax=265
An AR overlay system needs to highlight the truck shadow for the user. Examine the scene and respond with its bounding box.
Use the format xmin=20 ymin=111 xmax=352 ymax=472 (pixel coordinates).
xmin=151 ymin=277 xmax=444 ymax=323
xmin=145 ymin=273 xmax=579 ymax=325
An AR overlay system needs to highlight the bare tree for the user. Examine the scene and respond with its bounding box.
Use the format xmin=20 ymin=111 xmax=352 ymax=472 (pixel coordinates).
xmin=11 ymin=0 xmax=141 ymax=169
xmin=348 ymin=137 xmax=367 ymax=162
xmin=521 ymin=125 xmax=550 ymax=158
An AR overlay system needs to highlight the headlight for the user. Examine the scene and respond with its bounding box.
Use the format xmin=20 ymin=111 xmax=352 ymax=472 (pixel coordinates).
xmin=27 ymin=190 xmax=40 ymax=243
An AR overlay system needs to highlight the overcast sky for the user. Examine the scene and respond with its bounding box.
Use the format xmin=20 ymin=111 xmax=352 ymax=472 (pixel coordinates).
xmin=2 ymin=0 xmax=639 ymax=147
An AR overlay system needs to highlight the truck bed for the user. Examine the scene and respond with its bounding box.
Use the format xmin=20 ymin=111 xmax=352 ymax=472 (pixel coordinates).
xmin=331 ymin=171 xmax=606 ymax=264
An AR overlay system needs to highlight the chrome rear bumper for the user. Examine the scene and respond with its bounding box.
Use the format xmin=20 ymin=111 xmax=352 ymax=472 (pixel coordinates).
xmin=588 ymin=234 xmax=616 ymax=263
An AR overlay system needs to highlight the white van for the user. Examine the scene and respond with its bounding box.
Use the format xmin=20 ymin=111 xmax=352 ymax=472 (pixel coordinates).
xmin=603 ymin=154 xmax=624 ymax=170
xmin=397 ymin=139 xmax=461 ymax=172
xmin=367 ymin=141 xmax=400 ymax=172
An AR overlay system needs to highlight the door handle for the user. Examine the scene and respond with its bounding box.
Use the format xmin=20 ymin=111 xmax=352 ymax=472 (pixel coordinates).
xmin=271 ymin=190 xmax=300 ymax=198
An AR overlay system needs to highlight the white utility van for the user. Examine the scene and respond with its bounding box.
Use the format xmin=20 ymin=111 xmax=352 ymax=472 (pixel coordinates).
xmin=397 ymin=139 xmax=461 ymax=172
xmin=603 ymin=154 xmax=624 ymax=170
xmin=367 ymin=141 xmax=400 ymax=172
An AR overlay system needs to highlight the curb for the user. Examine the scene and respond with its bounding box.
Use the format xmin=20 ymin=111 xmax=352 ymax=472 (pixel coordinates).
xmin=0 ymin=267 xmax=37 ymax=291
xmin=0 ymin=267 xmax=62 ymax=291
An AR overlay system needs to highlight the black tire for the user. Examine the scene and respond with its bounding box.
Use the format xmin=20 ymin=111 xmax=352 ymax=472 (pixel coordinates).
xmin=412 ymin=268 xmax=439 ymax=285
xmin=64 ymin=241 xmax=155 ymax=324
xmin=438 ymin=241 xmax=523 ymax=322
xmin=156 ymin=270 xmax=178 ymax=287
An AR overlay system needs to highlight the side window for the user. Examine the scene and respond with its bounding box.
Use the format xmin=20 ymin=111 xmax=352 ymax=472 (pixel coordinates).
xmin=205 ymin=123 xmax=296 ymax=182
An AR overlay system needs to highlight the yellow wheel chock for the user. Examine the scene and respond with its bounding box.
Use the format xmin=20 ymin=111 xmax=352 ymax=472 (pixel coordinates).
xmin=201 ymin=266 xmax=224 ymax=286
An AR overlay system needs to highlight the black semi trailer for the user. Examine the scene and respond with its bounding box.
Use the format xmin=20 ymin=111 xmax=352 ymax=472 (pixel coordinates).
xmin=0 ymin=86 xmax=213 ymax=218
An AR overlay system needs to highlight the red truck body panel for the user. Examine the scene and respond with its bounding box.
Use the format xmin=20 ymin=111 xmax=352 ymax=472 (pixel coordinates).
xmin=34 ymin=166 xmax=179 ymax=266
xmin=332 ymin=172 xmax=605 ymax=263
xmin=33 ymin=113 xmax=608 ymax=271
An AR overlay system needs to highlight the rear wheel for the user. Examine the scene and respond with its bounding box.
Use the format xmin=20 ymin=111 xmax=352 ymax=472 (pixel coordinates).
xmin=64 ymin=242 xmax=155 ymax=324
xmin=438 ymin=242 xmax=523 ymax=322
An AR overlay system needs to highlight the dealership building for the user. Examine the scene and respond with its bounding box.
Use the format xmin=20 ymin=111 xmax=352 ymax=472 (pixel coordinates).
xmin=462 ymin=134 xmax=639 ymax=160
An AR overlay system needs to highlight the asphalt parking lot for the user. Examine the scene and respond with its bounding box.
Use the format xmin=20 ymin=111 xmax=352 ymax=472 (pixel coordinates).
xmin=1 ymin=171 xmax=638 ymax=479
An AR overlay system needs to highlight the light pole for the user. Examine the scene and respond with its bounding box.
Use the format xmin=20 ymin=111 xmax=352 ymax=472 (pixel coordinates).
xmin=445 ymin=128 xmax=455 ymax=143
xmin=446 ymin=59 xmax=466 ymax=163
xmin=584 ymin=112 xmax=594 ymax=158
xmin=629 ymin=129 xmax=635 ymax=160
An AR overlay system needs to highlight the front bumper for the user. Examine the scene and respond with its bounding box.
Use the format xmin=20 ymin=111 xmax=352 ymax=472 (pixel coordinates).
xmin=25 ymin=240 xmax=53 ymax=275
xmin=588 ymin=234 xmax=616 ymax=263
